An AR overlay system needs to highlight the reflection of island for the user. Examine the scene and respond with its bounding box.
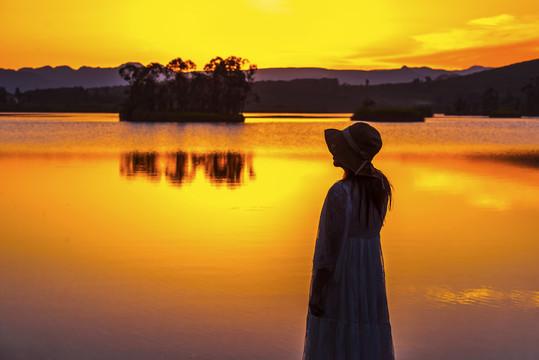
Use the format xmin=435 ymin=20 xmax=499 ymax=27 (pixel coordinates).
xmin=120 ymin=151 xmax=255 ymax=187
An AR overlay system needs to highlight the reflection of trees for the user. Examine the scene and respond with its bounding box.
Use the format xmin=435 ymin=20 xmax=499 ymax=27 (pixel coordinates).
xmin=165 ymin=152 xmax=192 ymax=184
xmin=120 ymin=151 xmax=255 ymax=187
xmin=192 ymin=152 xmax=245 ymax=184
xmin=120 ymin=152 xmax=161 ymax=181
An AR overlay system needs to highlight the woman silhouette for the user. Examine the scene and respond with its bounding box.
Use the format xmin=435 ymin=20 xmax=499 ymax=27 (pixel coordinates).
xmin=303 ymin=122 xmax=394 ymax=360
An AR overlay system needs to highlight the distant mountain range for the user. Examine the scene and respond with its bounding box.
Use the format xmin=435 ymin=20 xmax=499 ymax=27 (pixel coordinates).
xmin=0 ymin=66 xmax=126 ymax=92
xmin=248 ymin=59 xmax=539 ymax=113
xmin=0 ymin=63 xmax=490 ymax=92
xmin=253 ymin=66 xmax=489 ymax=85
xmin=1 ymin=59 xmax=537 ymax=115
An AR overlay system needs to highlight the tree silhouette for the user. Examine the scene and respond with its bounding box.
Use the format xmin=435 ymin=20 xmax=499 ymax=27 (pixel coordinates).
xmin=481 ymin=87 xmax=499 ymax=114
xmin=119 ymin=63 xmax=170 ymax=116
xmin=119 ymin=56 xmax=257 ymax=121
xmin=0 ymin=87 xmax=8 ymax=103
xmin=204 ymin=56 xmax=257 ymax=114
xmin=362 ymin=98 xmax=376 ymax=108
xmin=14 ymin=88 xmax=22 ymax=102
xmin=167 ymin=58 xmax=196 ymax=112
xmin=521 ymin=76 xmax=539 ymax=115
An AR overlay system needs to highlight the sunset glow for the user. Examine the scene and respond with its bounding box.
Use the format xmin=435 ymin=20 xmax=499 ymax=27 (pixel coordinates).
xmin=1 ymin=0 xmax=538 ymax=70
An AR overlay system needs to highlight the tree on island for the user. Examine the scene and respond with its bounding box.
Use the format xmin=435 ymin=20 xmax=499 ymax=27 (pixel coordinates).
xmin=119 ymin=62 xmax=171 ymax=114
xmin=119 ymin=56 xmax=257 ymax=122
xmin=204 ymin=56 xmax=257 ymax=115
xmin=167 ymin=57 xmax=196 ymax=112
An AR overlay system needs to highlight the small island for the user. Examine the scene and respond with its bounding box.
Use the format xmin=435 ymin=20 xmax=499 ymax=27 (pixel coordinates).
xmin=119 ymin=56 xmax=257 ymax=122
xmin=488 ymin=108 xmax=523 ymax=118
xmin=351 ymin=100 xmax=432 ymax=122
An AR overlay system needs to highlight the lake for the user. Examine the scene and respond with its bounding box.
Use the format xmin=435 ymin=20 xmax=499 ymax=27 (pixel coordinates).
xmin=0 ymin=113 xmax=538 ymax=360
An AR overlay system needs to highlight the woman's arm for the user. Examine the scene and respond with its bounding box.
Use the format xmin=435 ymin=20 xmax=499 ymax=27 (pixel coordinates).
xmin=309 ymin=182 xmax=348 ymax=316
xmin=309 ymin=268 xmax=331 ymax=316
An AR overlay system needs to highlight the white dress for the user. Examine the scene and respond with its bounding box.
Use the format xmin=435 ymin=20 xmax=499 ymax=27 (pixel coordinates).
xmin=303 ymin=179 xmax=394 ymax=360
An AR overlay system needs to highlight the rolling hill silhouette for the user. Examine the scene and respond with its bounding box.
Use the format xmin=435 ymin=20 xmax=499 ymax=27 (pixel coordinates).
xmin=248 ymin=59 xmax=539 ymax=114
xmin=1 ymin=59 xmax=537 ymax=116
xmin=0 ymin=63 xmax=488 ymax=92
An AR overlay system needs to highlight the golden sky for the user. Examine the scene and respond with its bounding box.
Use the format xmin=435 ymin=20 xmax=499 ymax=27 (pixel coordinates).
xmin=1 ymin=0 xmax=538 ymax=70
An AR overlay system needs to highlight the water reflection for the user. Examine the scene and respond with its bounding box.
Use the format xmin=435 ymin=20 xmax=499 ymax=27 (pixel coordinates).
xmin=1 ymin=114 xmax=539 ymax=360
xmin=425 ymin=286 xmax=539 ymax=309
xmin=120 ymin=151 xmax=255 ymax=187
xmin=407 ymin=155 xmax=539 ymax=211
xmin=120 ymin=152 xmax=161 ymax=180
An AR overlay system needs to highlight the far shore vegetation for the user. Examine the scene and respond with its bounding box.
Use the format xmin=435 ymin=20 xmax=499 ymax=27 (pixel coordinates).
xmin=351 ymin=100 xmax=432 ymax=122
xmin=1 ymin=59 xmax=538 ymax=118
xmin=118 ymin=56 xmax=257 ymax=122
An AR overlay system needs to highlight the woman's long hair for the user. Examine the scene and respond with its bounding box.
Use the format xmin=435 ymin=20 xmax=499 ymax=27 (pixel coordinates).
xmin=343 ymin=167 xmax=393 ymax=224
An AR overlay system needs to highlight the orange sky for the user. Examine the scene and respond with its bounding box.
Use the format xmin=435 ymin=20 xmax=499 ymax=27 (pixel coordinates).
xmin=1 ymin=0 xmax=538 ymax=70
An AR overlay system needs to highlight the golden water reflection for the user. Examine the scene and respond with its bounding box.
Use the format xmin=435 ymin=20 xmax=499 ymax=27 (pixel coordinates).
xmin=425 ymin=286 xmax=539 ymax=308
xmin=0 ymin=150 xmax=538 ymax=360
xmin=409 ymin=155 xmax=539 ymax=211
xmin=119 ymin=151 xmax=255 ymax=187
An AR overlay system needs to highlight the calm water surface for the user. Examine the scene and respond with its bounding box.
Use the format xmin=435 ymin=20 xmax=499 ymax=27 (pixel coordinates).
xmin=0 ymin=113 xmax=538 ymax=360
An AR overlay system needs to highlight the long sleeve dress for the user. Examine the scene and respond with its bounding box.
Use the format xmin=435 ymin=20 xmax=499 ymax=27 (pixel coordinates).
xmin=303 ymin=179 xmax=394 ymax=360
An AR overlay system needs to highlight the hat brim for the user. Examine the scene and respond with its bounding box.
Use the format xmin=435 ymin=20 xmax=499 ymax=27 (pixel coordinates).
xmin=324 ymin=128 xmax=374 ymax=176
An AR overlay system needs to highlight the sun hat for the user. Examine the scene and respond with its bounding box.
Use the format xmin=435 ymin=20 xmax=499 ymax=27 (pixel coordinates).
xmin=324 ymin=122 xmax=382 ymax=176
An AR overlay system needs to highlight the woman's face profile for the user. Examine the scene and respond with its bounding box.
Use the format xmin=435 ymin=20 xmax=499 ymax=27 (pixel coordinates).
xmin=333 ymin=158 xmax=342 ymax=167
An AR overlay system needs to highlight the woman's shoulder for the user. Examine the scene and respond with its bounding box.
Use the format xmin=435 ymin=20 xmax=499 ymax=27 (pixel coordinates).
xmin=327 ymin=179 xmax=352 ymax=199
